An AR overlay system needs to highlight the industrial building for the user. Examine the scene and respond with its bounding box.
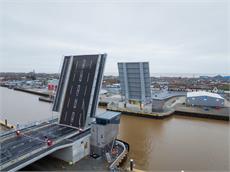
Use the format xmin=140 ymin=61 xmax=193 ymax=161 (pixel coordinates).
xmin=186 ymin=91 xmax=224 ymax=107
xmin=118 ymin=62 xmax=151 ymax=104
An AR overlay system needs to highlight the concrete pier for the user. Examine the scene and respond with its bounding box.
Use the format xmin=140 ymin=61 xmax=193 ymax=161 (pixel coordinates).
xmin=51 ymin=133 xmax=90 ymax=163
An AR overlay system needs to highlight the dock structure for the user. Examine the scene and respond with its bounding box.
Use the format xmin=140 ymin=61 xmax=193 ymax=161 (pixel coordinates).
xmin=0 ymin=119 xmax=15 ymax=130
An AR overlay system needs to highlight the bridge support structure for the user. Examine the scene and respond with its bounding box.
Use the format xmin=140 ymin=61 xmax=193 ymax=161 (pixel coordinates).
xmin=51 ymin=133 xmax=90 ymax=164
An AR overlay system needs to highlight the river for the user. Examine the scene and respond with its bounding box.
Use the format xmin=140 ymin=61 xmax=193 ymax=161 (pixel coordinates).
xmin=0 ymin=87 xmax=229 ymax=171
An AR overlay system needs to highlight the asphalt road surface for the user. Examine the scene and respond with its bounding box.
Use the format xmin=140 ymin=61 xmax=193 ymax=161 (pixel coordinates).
xmin=0 ymin=124 xmax=76 ymax=166
xmin=60 ymin=55 xmax=99 ymax=128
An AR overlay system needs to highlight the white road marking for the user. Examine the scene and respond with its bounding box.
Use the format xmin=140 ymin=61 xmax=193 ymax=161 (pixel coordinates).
xmin=72 ymin=73 xmax=76 ymax=81
xmin=73 ymin=99 xmax=78 ymax=108
xmin=84 ymin=86 xmax=87 ymax=97
xmin=87 ymin=73 xmax=90 ymax=82
xmin=67 ymin=98 xmax=70 ymax=108
xmin=75 ymin=61 xmax=78 ymax=70
xmin=64 ymin=111 xmax=68 ymax=122
xmin=70 ymin=112 xmax=75 ymax=123
xmin=76 ymin=85 xmax=80 ymax=96
xmin=82 ymin=59 xmax=86 ymax=69
xmin=78 ymin=112 xmax=82 ymax=127
xmin=70 ymin=86 xmax=73 ymax=94
xmin=79 ymin=70 xmax=83 ymax=82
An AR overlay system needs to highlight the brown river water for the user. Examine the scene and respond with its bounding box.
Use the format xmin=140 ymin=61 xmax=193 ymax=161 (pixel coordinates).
xmin=0 ymin=87 xmax=229 ymax=171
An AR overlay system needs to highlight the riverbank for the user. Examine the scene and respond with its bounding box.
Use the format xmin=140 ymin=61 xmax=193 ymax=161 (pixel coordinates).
xmin=19 ymin=87 xmax=229 ymax=121
xmin=107 ymin=108 xmax=229 ymax=121
xmin=107 ymin=108 xmax=174 ymax=119
xmin=5 ymin=86 xmax=230 ymax=121
xmin=174 ymin=110 xmax=229 ymax=121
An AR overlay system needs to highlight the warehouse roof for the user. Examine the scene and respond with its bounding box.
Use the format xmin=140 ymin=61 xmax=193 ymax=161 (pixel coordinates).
xmin=187 ymin=91 xmax=223 ymax=99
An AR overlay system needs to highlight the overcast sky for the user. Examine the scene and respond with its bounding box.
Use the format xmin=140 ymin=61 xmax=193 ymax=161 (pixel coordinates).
xmin=0 ymin=0 xmax=229 ymax=76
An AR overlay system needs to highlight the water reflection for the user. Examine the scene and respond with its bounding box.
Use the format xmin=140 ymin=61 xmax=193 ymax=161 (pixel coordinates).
xmin=118 ymin=115 xmax=229 ymax=171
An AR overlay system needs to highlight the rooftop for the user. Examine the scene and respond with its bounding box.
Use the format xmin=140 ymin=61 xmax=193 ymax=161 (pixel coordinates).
xmin=95 ymin=111 xmax=121 ymax=120
xmin=187 ymin=91 xmax=223 ymax=99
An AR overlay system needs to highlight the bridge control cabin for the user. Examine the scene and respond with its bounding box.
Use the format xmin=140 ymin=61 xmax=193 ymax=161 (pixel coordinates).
xmin=90 ymin=111 xmax=121 ymax=156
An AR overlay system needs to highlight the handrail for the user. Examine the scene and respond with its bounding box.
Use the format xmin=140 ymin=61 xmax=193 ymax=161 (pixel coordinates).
xmin=109 ymin=140 xmax=127 ymax=170
xmin=1 ymin=129 xmax=79 ymax=170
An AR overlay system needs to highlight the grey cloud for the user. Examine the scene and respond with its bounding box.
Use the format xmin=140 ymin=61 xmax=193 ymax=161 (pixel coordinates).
xmin=0 ymin=0 xmax=229 ymax=75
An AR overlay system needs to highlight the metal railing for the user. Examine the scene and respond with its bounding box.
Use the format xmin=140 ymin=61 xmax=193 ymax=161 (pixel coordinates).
xmin=109 ymin=140 xmax=127 ymax=170
xmin=1 ymin=124 xmax=79 ymax=171
xmin=0 ymin=115 xmax=59 ymax=137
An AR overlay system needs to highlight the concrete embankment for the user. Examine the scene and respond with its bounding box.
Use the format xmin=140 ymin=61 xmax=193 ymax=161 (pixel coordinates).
xmin=107 ymin=108 xmax=174 ymax=119
xmin=14 ymin=88 xmax=49 ymax=97
xmin=107 ymin=106 xmax=229 ymax=121
xmin=98 ymin=101 xmax=108 ymax=107
xmin=39 ymin=96 xmax=53 ymax=103
xmin=174 ymin=110 xmax=229 ymax=121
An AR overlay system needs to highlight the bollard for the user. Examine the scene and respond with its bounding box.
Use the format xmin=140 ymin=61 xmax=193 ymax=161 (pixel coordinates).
xmin=130 ymin=159 xmax=133 ymax=171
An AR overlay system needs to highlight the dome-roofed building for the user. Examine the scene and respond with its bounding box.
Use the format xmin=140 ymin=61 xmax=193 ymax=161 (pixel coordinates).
xmin=186 ymin=91 xmax=224 ymax=107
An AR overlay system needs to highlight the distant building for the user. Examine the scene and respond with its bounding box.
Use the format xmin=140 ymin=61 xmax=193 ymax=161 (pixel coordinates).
xmin=118 ymin=62 xmax=151 ymax=103
xmin=186 ymin=91 xmax=224 ymax=107
xmin=47 ymin=79 xmax=58 ymax=91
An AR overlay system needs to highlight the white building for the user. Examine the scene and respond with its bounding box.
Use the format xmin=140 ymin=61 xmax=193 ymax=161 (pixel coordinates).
xmin=186 ymin=91 xmax=224 ymax=107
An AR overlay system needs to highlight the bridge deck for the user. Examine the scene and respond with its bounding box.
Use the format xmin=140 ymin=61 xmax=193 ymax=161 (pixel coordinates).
xmin=0 ymin=123 xmax=81 ymax=171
